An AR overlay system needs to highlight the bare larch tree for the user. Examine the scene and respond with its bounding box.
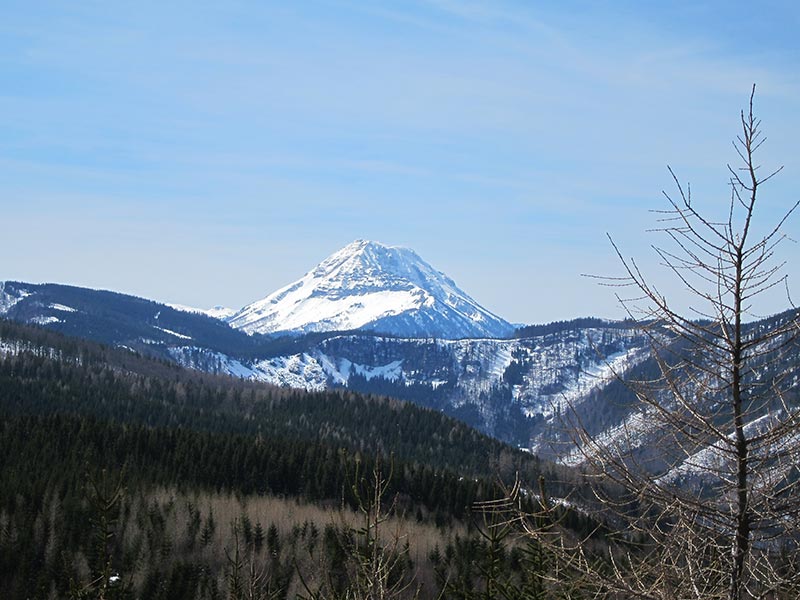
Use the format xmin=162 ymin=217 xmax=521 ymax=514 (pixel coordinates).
xmin=503 ymin=87 xmax=800 ymax=600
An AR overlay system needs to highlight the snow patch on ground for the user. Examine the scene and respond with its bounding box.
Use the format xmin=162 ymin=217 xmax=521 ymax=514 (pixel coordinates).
xmin=0 ymin=283 xmax=31 ymax=314
xmin=0 ymin=338 xmax=64 ymax=362
xmin=344 ymin=358 xmax=403 ymax=382
xmin=166 ymin=303 xmax=236 ymax=320
xmin=30 ymin=316 xmax=61 ymax=325
xmin=49 ymin=303 xmax=77 ymax=313
xmin=167 ymin=347 xmax=259 ymax=379
xmin=0 ymin=340 xmax=19 ymax=356
xmin=250 ymin=354 xmax=328 ymax=390
xmin=442 ymin=339 xmax=514 ymax=393
xmin=558 ymin=409 xmax=652 ymax=466
xmin=487 ymin=344 xmax=513 ymax=379
xmin=656 ymin=410 xmax=800 ymax=486
xmin=316 ymin=352 xmax=404 ymax=384
xmin=168 ymin=346 xmax=330 ymax=391
xmin=315 ymin=353 xmax=349 ymax=385
xmin=154 ymin=326 xmax=193 ymax=340
xmin=544 ymin=346 xmax=646 ymax=418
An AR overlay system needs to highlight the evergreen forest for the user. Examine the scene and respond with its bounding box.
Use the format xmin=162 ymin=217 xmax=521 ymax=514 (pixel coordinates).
xmin=0 ymin=318 xmax=596 ymax=599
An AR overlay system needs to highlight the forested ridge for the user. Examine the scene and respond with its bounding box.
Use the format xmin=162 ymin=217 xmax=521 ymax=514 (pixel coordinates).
xmin=0 ymin=318 xmax=596 ymax=599
xmin=0 ymin=318 xmax=534 ymax=476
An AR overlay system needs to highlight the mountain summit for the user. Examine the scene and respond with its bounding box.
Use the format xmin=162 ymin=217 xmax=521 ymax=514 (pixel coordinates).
xmin=227 ymin=240 xmax=514 ymax=339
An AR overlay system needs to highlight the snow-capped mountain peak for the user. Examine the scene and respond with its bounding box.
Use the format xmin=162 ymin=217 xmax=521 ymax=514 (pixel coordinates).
xmin=228 ymin=240 xmax=514 ymax=339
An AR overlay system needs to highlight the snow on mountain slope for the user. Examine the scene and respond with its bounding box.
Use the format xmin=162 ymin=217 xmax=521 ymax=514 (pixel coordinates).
xmin=167 ymin=303 xmax=237 ymax=320
xmin=228 ymin=240 xmax=514 ymax=339
xmin=166 ymin=324 xmax=650 ymax=447
xmin=0 ymin=282 xmax=31 ymax=314
xmin=167 ymin=347 xmax=329 ymax=390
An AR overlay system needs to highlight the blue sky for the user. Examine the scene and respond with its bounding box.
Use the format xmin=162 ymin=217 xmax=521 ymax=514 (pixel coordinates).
xmin=2 ymin=1 xmax=799 ymax=324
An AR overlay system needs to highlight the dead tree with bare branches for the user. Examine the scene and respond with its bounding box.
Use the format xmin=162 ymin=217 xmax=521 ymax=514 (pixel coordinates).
xmin=506 ymin=87 xmax=800 ymax=600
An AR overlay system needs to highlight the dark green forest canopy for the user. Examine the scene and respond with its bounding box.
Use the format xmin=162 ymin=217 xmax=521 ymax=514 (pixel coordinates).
xmin=0 ymin=318 xmax=564 ymax=504
xmin=0 ymin=318 xmax=605 ymax=600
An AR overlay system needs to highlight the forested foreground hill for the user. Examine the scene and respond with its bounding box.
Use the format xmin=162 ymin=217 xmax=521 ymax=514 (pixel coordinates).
xmin=0 ymin=319 xmax=596 ymax=599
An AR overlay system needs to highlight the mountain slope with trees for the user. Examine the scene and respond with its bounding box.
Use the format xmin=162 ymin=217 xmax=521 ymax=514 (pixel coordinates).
xmin=0 ymin=317 xmax=600 ymax=599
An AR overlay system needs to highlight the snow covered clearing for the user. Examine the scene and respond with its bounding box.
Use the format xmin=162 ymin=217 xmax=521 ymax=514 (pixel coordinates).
xmin=49 ymin=303 xmax=77 ymax=312
xmin=154 ymin=326 xmax=193 ymax=340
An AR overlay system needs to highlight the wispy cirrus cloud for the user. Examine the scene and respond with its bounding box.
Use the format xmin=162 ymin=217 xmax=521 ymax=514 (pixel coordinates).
xmin=1 ymin=0 xmax=798 ymax=321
